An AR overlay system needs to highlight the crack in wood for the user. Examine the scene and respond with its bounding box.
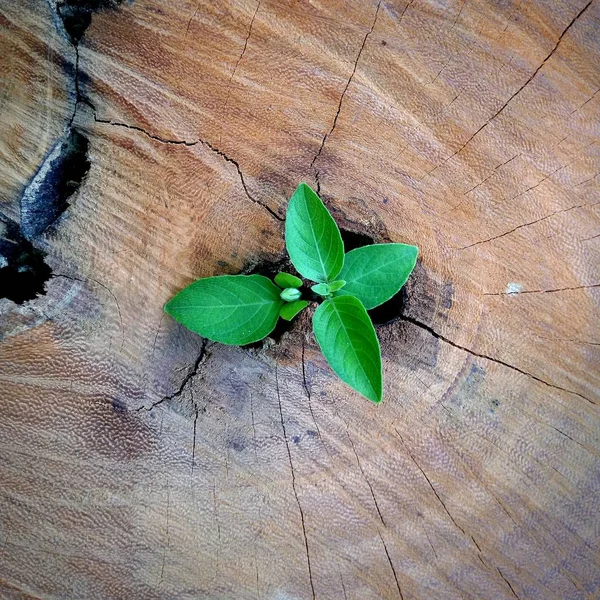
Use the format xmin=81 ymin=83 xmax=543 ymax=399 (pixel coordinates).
xmin=138 ymin=339 xmax=209 ymax=411
xmin=250 ymin=392 xmax=259 ymax=463
xmin=397 ymin=430 xmax=467 ymax=536
xmin=301 ymin=340 xmax=325 ymax=447
xmin=497 ymin=567 xmax=522 ymax=600
xmin=424 ymin=0 xmax=466 ymax=86
xmin=461 ymin=153 xmax=521 ymax=197
xmin=570 ymin=86 xmax=600 ymax=114
xmin=212 ymin=482 xmax=221 ymax=575
xmin=425 ymin=0 xmax=594 ymax=177
xmin=159 ymin=477 xmax=171 ymax=586
xmin=222 ymin=1 xmax=261 ymax=115
xmin=581 ymin=232 xmax=600 ymax=242
xmin=421 ymin=517 xmax=439 ymax=559
xmin=346 ymin=426 xmax=387 ymax=528
xmin=573 ymin=171 xmax=600 ymax=188
xmin=458 ymin=201 xmax=592 ymax=251
xmin=93 ymin=117 xmax=284 ymax=221
xmin=310 ymin=0 xmax=382 ymax=180
xmin=483 ymin=283 xmax=600 ymax=296
xmin=378 ymin=531 xmax=404 ymax=600
xmin=275 ymin=365 xmax=315 ymax=600
xmin=340 ymin=572 xmax=348 ymax=600
xmin=191 ymin=403 xmax=199 ymax=475
xmin=400 ymin=315 xmax=595 ymax=404
xmin=502 ymin=159 xmax=577 ymax=204
xmin=184 ymin=0 xmax=201 ymax=37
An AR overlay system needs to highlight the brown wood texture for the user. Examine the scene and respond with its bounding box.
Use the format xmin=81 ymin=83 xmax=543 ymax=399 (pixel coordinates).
xmin=1 ymin=0 xmax=599 ymax=598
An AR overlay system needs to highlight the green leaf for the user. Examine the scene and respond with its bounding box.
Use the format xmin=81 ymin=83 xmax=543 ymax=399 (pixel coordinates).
xmin=312 ymin=296 xmax=382 ymax=403
xmin=312 ymin=280 xmax=346 ymax=296
xmin=336 ymin=244 xmax=418 ymax=309
xmin=328 ymin=280 xmax=346 ymax=292
xmin=279 ymin=300 xmax=308 ymax=321
xmin=285 ymin=183 xmax=344 ymax=283
xmin=274 ymin=272 xmax=302 ymax=289
xmin=311 ymin=283 xmax=330 ymax=296
xmin=280 ymin=287 xmax=302 ymax=302
xmin=165 ymin=275 xmax=284 ymax=345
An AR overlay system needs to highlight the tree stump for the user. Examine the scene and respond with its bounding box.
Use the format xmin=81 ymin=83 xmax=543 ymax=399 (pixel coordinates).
xmin=1 ymin=1 xmax=599 ymax=598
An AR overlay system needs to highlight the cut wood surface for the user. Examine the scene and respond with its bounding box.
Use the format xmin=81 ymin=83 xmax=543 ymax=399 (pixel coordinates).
xmin=1 ymin=0 xmax=599 ymax=598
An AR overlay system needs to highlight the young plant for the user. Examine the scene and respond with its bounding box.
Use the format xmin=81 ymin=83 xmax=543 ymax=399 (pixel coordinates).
xmin=165 ymin=183 xmax=418 ymax=403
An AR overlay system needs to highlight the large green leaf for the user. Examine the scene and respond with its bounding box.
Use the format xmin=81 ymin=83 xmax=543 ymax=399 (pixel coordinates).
xmin=285 ymin=183 xmax=344 ymax=283
xmin=336 ymin=243 xmax=418 ymax=309
xmin=164 ymin=275 xmax=283 ymax=345
xmin=312 ymin=296 xmax=382 ymax=403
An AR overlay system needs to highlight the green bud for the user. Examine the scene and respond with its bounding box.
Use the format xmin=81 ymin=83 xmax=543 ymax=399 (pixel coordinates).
xmin=280 ymin=287 xmax=302 ymax=302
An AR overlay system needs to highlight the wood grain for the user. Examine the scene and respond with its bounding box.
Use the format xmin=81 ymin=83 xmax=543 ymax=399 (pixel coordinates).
xmin=1 ymin=1 xmax=599 ymax=598
xmin=0 ymin=0 xmax=73 ymax=222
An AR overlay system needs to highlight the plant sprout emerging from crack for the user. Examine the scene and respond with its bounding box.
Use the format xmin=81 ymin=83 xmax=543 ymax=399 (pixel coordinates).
xmin=165 ymin=183 xmax=418 ymax=403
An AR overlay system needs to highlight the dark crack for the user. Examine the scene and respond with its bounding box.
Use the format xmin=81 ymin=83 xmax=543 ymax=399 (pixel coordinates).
xmin=20 ymin=128 xmax=90 ymax=241
xmin=222 ymin=1 xmax=260 ymax=114
xmin=471 ymin=536 xmax=491 ymax=570
xmin=310 ymin=0 xmax=382 ymax=179
xmin=574 ymin=171 xmax=600 ymax=188
xmin=400 ymin=315 xmax=595 ymax=404
xmin=184 ymin=0 xmax=200 ymax=37
xmin=483 ymin=283 xmax=600 ymax=296
xmin=458 ymin=202 xmax=589 ymax=250
xmin=191 ymin=403 xmax=199 ymax=475
xmin=426 ymin=0 xmax=593 ymax=176
xmin=422 ymin=519 xmax=438 ymax=559
xmin=427 ymin=54 xmax=453 ymax=86
xmin=582 ymin=233 xmax=600 ymax=242
xmin=497 ymin=568 xmax=522 ymax=600
xmin=461 ymin=154 xmax=521 ymax=197
xmin=255 ymin=560 xmax=261 ymax=600
xmin=570 ymin=87 xmax=600 ymax=115
xmin=93 ymin=117 xmax=283 ymax=221
xmin=301 ymin=340 xmax=323 ymax=443
xmin=275 ymin=365 xmax=315 ymax=600
xmin=0 ymin=1 xmax=123 ymax=304
xmin=212 ymin=482 xmax=222 ymax=553
xmin=346 ymin=427 xmax=386 ymax=527
xmin=425 ymin=0 xmax=463 ymax=87
xmin=503 ymin=159 xmax=576 ymax=204
xmin=397 ymin=0 xmax=416 ymax=25
xmin=201 ymin=138 xmax=283 ymax=221
xmin=379 ymin=531 xmax=404 ymax=600
xmin=0 ymin=215 xmax=52 ymax=304
xmin=68 ymin=45 xmax=81 ymax=127
xmin=250 ymin=393 xmax=259 ymax=462
xmin=488 ymin=0 xmax=594 ymax=121
xmin=340 ymin=573 xmax=348 ymax=600
xmin=94 ymin=117 xmax=197 ymax=146
xmin=159 ymin=477 xmax=171 ymax=585
xmin=57 ymin=0 xmax=123 ymax=44
xmin=138 ymin=339 xmax=209 ymax=411
xmin=549 ymin=425 xmax=591 ymax=454
xmin=397 ymin=430 xmax=467 ymax=536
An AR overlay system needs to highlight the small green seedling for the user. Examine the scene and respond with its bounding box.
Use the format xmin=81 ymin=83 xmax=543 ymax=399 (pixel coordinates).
xmin=165 ymin=183 xmax=418 ymax=403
